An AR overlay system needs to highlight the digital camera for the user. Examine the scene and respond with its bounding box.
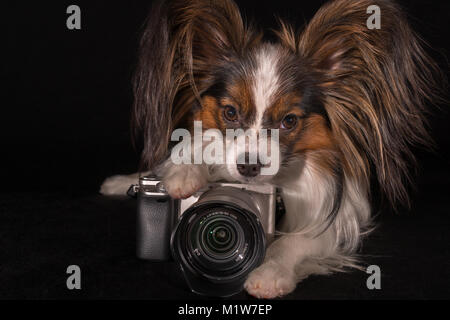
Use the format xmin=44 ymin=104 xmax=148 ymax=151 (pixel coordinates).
xmin=131 ymin=175 xmax=278 ymax=297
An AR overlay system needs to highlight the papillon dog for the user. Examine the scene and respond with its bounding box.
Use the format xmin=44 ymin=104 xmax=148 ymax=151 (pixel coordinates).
xmin=101 ymin=0 xmax=442 ymax=298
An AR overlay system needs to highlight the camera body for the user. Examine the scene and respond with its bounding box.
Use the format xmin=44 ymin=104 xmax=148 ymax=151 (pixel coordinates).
xmin=135 ymin=175 xmax=277 ymax=297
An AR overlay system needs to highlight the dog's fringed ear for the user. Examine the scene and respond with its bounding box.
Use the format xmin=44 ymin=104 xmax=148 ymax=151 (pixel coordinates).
xmin=133 ymin=0 xmax=260 ymax=171
xmin=296 ymin=0 xmax=443 ymax=207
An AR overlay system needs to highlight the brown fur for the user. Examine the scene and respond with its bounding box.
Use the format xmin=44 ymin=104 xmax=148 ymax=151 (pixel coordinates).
xmin=276 ymin=0 xmax=444 ymax=206
xmin=292 ymin=115 xmax=334 ymax=152
xmin=133 ymin=0 xmax=262 ymax=170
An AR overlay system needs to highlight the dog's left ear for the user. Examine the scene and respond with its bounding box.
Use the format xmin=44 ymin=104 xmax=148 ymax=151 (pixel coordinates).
xmin=288 ymin=0 xmax=443 ymax=206
xmin=133 ymin=0 xmax=261 ymax=171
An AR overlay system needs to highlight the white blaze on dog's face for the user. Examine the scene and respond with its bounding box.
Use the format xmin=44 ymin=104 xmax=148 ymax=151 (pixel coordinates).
xmin=193 ymin=43 xmax=334 ymax=183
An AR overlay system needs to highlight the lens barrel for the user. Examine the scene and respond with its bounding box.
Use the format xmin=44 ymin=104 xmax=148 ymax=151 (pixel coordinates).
xmin=171 ymin=201 xmax=265 ymax=297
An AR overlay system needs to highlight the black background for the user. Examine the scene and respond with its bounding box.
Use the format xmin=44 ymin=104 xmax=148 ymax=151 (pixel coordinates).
xmin=1 ymin=0 xmax=450 ymax=299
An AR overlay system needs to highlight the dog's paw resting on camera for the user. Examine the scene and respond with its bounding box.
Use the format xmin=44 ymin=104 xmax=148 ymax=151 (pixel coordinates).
xmin=162 ymin=164 xmax=208 ymax=199
xmin=101 ymin=0 xmax=442 ymax=298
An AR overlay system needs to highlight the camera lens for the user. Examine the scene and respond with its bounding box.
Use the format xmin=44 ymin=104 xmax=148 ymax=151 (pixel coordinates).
xmin=186 ymin=210 xmax=248 ymax=270
xmin=171 ymin=201 xmax=265 ymax=297
xmin=205 ymin=222 xmax=235 ymax=253
xmin=200 ymin=216 xmax=239 ymax=259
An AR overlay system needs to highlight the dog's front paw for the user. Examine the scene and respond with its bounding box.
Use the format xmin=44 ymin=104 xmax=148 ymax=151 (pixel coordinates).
xmin=163 ymin=165 xmax=207 ymax=199
xmin=244 ymin=261 xmax=296 ymax=299
xmin=100 ymin=174 xmax=136 ymax=195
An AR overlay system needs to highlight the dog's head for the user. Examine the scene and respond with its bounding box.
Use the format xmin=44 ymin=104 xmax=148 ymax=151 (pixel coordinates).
xmin=134 ymin=0 xmax=441 ymax=205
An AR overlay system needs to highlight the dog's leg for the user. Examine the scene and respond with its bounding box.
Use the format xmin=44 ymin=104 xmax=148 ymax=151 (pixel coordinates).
xmin=161 ymin=163 xmax=209 ymax=199
xmin=244 ymin=231 xmax=333 ymax=299
xmin=100 ymin=171 xmax=151 ymax=195
xmin=245 ymin=163 xmax=345 ymax=299
xmin=99 ymin=162 xmax=209 ymax=198
xmin=245 ymin=171 xmax=370 ymax=298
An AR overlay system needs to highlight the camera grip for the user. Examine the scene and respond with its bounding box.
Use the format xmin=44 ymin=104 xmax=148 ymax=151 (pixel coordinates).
xmin=136 ymin=194 xmax=177 ymax=261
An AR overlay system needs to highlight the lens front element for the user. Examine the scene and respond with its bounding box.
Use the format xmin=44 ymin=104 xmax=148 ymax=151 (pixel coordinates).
xmin=203 ymin=217 xmax=237 ymax=255
xmin=171 ymin=202 xmax=265 ymax=297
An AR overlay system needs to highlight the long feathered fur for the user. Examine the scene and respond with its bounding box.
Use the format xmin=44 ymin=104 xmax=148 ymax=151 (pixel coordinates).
xmin=292 ymin=0 xmax=442 ymax=207
xmin=132 ymin=0 xmax=261 ymax=171
xmin=134 ymin=0 xmax=442 ymax=208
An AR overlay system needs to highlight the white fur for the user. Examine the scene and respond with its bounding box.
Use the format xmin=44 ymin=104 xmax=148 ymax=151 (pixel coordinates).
xmin=216 ymin=45 xmax=283 ymax=183
xmin=100 ymin=172 xmax=148 ymax=195
xmin=158 ymin=162 xmax=210 ymax=199
xmin=243 ymin=156 xmax=371 ymax=298
xmin=251 ymin=45 xmax=281 ymax=131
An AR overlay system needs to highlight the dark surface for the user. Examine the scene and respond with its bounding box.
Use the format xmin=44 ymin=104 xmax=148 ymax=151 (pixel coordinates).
xmin=1 ymin=154 xmax=449 ymax=299
xmin=1 ymin=0 xmax=450 ymax=299
xmin=1 ymin=190 xmax=449 ymax=300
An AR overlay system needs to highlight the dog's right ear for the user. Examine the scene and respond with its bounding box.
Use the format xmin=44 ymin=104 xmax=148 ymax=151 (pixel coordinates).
xmin=132 ymin=0 xmax=260 ymax=171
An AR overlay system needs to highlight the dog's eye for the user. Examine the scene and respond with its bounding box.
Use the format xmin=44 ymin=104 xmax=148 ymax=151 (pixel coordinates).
xmin=223 ymin=105 xmax=238 ymax=122
xmin=280 ymin=114 xmax=298 ymax=130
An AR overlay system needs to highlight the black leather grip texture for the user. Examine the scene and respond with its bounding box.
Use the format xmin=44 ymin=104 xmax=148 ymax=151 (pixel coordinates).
xmin=136 ymin=193 xmax=177 ymax=261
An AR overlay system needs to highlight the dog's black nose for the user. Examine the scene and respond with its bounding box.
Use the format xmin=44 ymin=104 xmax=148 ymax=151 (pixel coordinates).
xmin=237 ymin=163 xmax=261 ymax=177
